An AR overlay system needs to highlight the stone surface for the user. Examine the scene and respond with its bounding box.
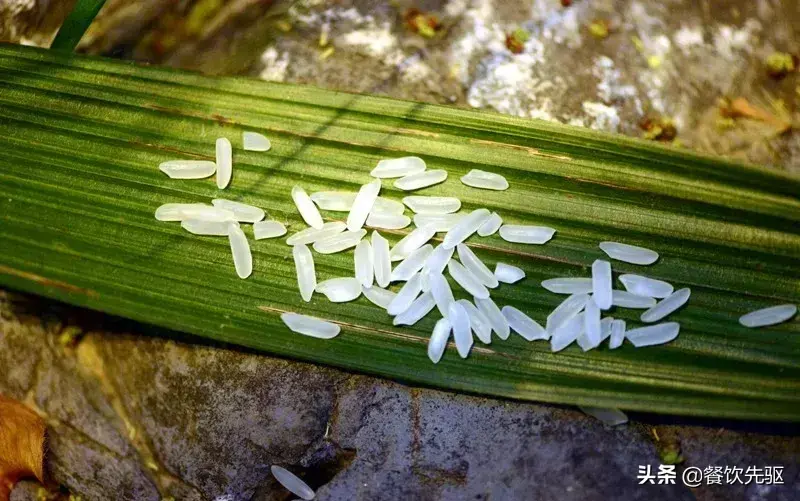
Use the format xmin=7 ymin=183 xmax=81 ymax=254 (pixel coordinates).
xmin=1 ymin=0 xmax=799 ymax=500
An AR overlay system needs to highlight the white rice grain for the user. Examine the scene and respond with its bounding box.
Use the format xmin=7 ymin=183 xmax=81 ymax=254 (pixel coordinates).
xmin=372 ymin=197 xmax=405 ymax=215
xmin=313 ymin=229 xmax=366 ymax=254
xmin=475 ymin=297 xmax=510 ymax=340
xmin=212 ymin=198 xmax=265 ymax=223
xmin=578 ymin=407 xmax=628 ymax=426
xmin=394 ymin=169 xmax=448 ymax=191
xmin=402 ymin=196 xmax=461 ymax=214
xmin=609 ymin=319 xmax=626 ymax=349
xmin=640 ymin=288 xmax=690 ymax=322
xmin=546 ymin=293 xmax=589 ymax=333
xmin=739 ymin=304 xmax=798 ymax=328
xmin=354 ymin=240 xmax=374 ymax=287
xmin=159 ymin=160 xmax=216 ymax=179
xmin=347 ymin=179 xmax=381 ymax=231
xmin=460 ymin=169 xmax=508 ymax=190
xmin=457 ymin=299 xmax=492 ymax=344
xmin=270 ymin=464 xmax=317 ymax=500
xmin=371 ymin=156 xmax=426 ymax=178
xmin=293 ymin=244 xmax=316 ymax=302
xmin=494 ymin=263 xmax=525 ymax=284
xmin=423 ymin=245 xmax=455 ymax=277
xmin=413 ymin=213 xmax=465 ymax=232
xmin=499 ymin=225 xmax=556 ymax=245
xmin=448 ymin=260 xmax=490 ymax=299
xmin=228 ymin=223 xmax=252 ymax=279
xmin=442 ymin=208 xmax=491 ymax=248
xmin=366 ymin=212 xmax=411 ymax=230
xmin=243 ymin=131 xmax=271 ymax=151
xmin=394 ymin=291 xmax=436 ymax=326
xmin=600 ymin=316 xmax=614 ymax=342
xmin=310 ymin=191 xmax=356 ymax=211
xmin=591 ymin=260 xmax=612 ymax=310
xmin=387 ymin=272 xmax=423 ymax=315
xmin=449 ymin=302 xmax=473 ymax=358
xmin=182 ymin=219 xmax=237 ymax=236
xmin=618 ymin=274 xmax=673 ymax=298
xmin=611 ymin=290 xmax=656 ymax=309
xmin=216 ymin=137 xmax=232 ymax=189
xmin=154 ymin=203 xmax=210 ymax=221
xmin=541 ymin=277 xmax=593 ymax=294
xmin=253 ymin=220 xmax=287 ymax=239
xmin=389 ymin=226 xmax=436 ymax=261
xmin=291 ymin=185 xmax=324 ymax=229
xmin=599 ymin=241 xmax=658 ymax=265
xmin=582 ymin=299 xmax=601 ymax=348
xmin=457 ymin=243 xmax=498 ymax=288
xmin=430 ymin=272 xmax=455 ymax=318
xmin=550 ymin=312 xmax=583 ymax=352
xmin=372 ymin=231 xmax=392 ymax=288
xmin=179 ymin=206 xmax=235 ymax=222
xmin=477 ymin=212 xmax=502 ymax=236
xmin=316 ymin=277 xmax=362 ymax=303
xmin=626 ymin=322 xmax=680 ymax=347
xmin=428 ymin=317 xmax=452 ymax=364
xmin=362 ymin=285 xmax=396 ymax=310
xmin=502 ymin=306 xmax=547 ymax=341
xmin=391 ymin=244 xmax=433 ymax=282
xmin=286 ymin=221 xmax=346 ymax=246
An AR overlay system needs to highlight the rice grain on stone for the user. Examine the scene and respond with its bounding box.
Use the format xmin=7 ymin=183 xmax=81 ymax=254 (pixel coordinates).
xmin=270 ymin=464 xmax=317 ymax=500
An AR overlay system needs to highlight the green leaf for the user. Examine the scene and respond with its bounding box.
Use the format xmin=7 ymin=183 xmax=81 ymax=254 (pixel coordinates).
xmin=50 ymin=0 xmax=107 ymax=52
xmin=1 ymin=44 xmax=798 ymax=421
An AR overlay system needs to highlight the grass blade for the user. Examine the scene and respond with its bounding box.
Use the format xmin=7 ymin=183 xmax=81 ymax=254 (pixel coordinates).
xmin=0 ymin=44 xmax=798 ymax=421
xmin=50 ymin=0 xmax=107 ymax=51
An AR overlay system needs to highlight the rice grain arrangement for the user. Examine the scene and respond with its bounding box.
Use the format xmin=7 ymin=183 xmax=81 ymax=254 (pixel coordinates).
xmin=291 ymin=185 xmax=324 ymax=229
xmin=243 ymin=131 xmax=271 ymax=152
xmin=270 ymin=464 xmax=316 ymax=500
xmin=227 ymin=223 xmax=252 ymax=279
xmin=159 ymin=160 xmax=216 ymax=179
xmin=739 ymin=304 xmax=798 ymax=327
xmin=394 ymin=169 xmax=448 ymax=190
xmin=578 ymin=406 xmax=628 ymax=426
xmin=599 ymin=242 xmax=659 ymax=265
xmin=460 ymin=169 xmax=509 ymax=190
xmin=371 ymin=156 xmax=426 ymax=178
xmin=151 ymin=139 xmax=785 ymax=369
xmin=215 ymin=137 xmax=232 ymax=189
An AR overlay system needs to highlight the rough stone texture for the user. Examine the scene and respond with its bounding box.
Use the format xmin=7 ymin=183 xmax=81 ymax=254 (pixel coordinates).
xmin=2 ymin=0 xmax=800 ymax=500
xmin=2 ymin=291 xmax=799 ymax=501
